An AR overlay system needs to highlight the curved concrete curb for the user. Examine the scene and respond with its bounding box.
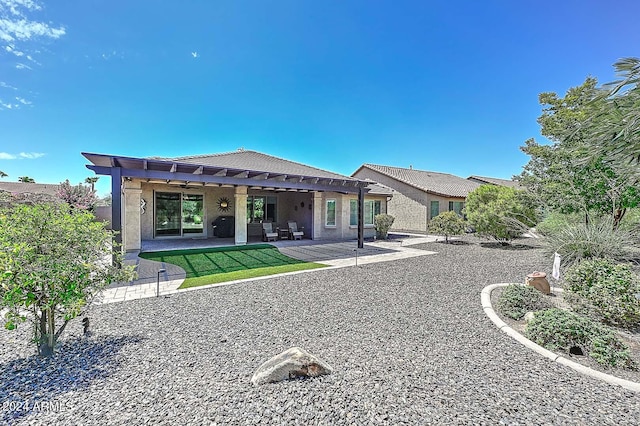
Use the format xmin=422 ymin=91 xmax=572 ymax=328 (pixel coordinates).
xmin=482 ymin=283 xmax=640 ymax=393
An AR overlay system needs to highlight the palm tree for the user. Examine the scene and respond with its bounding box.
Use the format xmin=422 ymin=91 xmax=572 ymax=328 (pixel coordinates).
xmin=18 ymin=176 xmax=35 ymax=183
xmin=0 ymin=171 xmax=7 ymax=178
xmin=85 ymin=176 xmax=99 ymax=191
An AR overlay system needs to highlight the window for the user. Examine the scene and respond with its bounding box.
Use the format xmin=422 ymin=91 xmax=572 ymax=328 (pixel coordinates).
xmin=449 ymin=201 xmax=464 ymax=216
xmin=155 ymin=192 xmax=204 ymax=237
xmin=325 ymin=199 xmax=336 ymax=226
xmin=247 ymin=196 xmax=277 ymax=223
xmin=349 ymin=199 xmax=381 ymax=226
xmin=430 ymin=201 xmax=440 ymax=219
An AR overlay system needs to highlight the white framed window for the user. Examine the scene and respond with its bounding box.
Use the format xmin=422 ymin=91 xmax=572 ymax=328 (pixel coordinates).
xmin=349 ymin=199 xmax=381 ymax=226
xmin=325 ymin=199 xmax=336 ymax=226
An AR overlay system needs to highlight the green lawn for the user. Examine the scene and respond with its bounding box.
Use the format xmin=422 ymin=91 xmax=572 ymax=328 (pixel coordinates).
xmin=139 ymin=244 xmax=325 ymax=289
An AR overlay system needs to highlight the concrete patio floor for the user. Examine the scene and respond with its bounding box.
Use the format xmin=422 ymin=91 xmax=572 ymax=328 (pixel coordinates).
xmin=97 ymin=234 xmax=438 ymax=304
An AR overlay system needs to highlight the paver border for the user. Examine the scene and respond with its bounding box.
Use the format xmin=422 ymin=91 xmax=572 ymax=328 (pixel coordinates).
xmin=482 ymin=283 xmax=640 ymax=393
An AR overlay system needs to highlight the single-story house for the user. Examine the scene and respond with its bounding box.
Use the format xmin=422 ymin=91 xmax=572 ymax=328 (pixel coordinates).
xmin=83 ymin=150 xmax=391 ymax=251
xmin=352 ymin=164 xmax=482 ymax=234
xmin=467 ymin=175 xmax=522 ymax=188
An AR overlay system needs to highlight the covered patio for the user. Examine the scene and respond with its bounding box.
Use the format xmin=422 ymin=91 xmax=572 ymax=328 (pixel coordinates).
xmin=83 ymin=150 xmax=389 ymax=253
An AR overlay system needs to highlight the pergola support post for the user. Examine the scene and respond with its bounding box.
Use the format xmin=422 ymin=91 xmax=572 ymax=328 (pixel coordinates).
xmin=358 ymin=187 xmax=364 ymax=249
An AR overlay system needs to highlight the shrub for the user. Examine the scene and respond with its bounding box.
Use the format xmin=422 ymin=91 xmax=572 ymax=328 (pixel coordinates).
xmin=543 ymin=217 xmax=639 ymax=266
xmin=564 ymin=258 xmax=640 ymax=328
xmin=497 ymin=284 xmax=551 ymax=320
xmin=465 ymin=185 xmax=538 ymax=245
xmin=374 ymin=214 xmax=395 ymax=239
xmin=428 ymin=211 xmax=466 ymax=243
xmin=525 ymin=309 xmax=636 ymax=369
xmin=535 ymin=212 xmax=584 ymax=236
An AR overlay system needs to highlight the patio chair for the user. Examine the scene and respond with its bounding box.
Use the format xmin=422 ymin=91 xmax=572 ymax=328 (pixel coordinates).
xmin=262 ymin=222 xmax=278 ymax=242
xmin=287 ymin=221 xmax=304 ymax=240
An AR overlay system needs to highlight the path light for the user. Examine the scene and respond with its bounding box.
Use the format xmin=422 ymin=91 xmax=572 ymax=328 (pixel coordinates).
xmin=157 ymin=269 xmax=166 ymax=297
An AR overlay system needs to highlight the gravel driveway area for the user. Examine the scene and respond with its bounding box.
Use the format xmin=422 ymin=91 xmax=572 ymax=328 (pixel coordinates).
xmin=2 ymin=238 xmax=640 ymax=425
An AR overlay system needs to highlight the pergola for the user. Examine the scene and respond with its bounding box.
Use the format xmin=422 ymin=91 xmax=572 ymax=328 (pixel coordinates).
xmin=83 ymin=152 xmax=371 ymax=248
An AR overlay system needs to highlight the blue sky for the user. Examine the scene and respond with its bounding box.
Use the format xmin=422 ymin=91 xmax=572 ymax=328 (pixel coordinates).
xmin=1 ymin=0 xmax=638 ymax=196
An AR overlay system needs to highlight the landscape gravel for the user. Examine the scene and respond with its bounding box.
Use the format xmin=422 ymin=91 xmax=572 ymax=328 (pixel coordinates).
xmin=2 ymin=237 xmax=640 ymax=425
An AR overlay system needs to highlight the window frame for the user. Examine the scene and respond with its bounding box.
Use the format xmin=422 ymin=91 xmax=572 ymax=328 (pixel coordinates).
xmin=325 ymin=199 xmax=337 ymax=227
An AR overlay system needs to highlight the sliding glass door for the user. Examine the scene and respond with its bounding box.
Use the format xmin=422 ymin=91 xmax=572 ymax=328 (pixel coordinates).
xmin=155 ymin=192 xmax=204 ymax=237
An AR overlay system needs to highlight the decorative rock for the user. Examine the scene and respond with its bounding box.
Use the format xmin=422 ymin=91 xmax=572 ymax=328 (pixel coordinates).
xmin=523 ymin=312 xmax=536 ymax=323
xmin=526 ymin=271 xmax=550 ymax=295
xmin=251 ymin=347 xmax=333 ymax=386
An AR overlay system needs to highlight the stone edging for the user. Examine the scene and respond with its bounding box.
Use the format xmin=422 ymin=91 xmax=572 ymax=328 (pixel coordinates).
xmin=481 ymin=283 xmax=640 ymax=393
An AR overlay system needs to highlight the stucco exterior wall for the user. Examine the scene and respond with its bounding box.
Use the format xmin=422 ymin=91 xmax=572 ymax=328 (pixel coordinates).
xmin=133 ymin=180 xmax=382 ymax=243
xmin=352 ymin=168 xmax=466 ymax=234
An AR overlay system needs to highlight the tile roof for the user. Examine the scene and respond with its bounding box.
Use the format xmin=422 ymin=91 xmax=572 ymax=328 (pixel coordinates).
xmin=152 ymin=150 xmax=352 ymax=181
xmin=0 ymin=182 xmax=61 ymax=196
xmin=467 ymin=175 xmax=522 ymax=188
xmin=356 ymin=164 xmax=481 ymax=198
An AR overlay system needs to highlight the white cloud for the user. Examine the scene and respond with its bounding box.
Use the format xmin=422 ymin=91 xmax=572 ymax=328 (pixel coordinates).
xmin=0 ymin=100 xmax=17 ymax=109
xmin=4 ymin=43 xmax=23 ymax=55
xmin=0 ymin=151 xmax=45 ymax=159
xmin=19 ymin=152 xmax=44 ymax=159
xmin=0 ymin=0 xmax=42 ymax=16
xmin=15 ymin=96 xmax=30 ymax=104
xmin=0 ymin=81 xmax=17 ymax=89
xmin=15 ymin=62 xmax=30 ymax=69
xmin=0 ymin=17 xmax=66 ymax=43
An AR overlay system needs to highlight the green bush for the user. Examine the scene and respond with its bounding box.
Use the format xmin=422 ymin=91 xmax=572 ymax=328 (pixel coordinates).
xmin=543 ymin=217 xmax=639 ymax=266
xmin=428 ymin=211 xmax=466 ymax=243
xmin=465 ymin=185 xmax=538 ymax=245
xmin=564 ymin=258 xmax=640 ymax=328
xmin=374 ymin=214 xmax=395 ymax=239
xmin=535 ymin=212 xmax=584 ymax=236
xmin=497 ymin=284 xmax=551 ymax=320
xmin=525 ymin=308 xmax=636 ymax=369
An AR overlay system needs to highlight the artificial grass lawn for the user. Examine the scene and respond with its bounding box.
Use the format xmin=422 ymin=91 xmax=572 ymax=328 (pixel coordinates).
xmin=139 ymin=244 xmax=325 ymax=289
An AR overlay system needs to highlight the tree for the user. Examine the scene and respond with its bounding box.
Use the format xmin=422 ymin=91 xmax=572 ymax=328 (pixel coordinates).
xmin=518 ymin=77 xmax=640 ymax=228
xmin=85 ymin=176 xmax=99 ymax=191
xmin=465 ymin=185 xmax=538 ymax=245
xmin=0 ymin=171 xmax=7 ymax=178
xmin=18 ymin=176 xmax=35 ymax=183
xmin=589 ymin=57 xmax=640 ymax=166
xmin=428 ymin=211 xmax=466 ymax=243
xmin=57 ymin=179 xmax=97 ymax=210
xmin=0 ymin=203 xmax=135 ymax=356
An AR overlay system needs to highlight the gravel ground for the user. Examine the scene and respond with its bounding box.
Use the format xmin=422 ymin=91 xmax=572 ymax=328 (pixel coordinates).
xmin=2 ymin=237 xmax=640 ymax=425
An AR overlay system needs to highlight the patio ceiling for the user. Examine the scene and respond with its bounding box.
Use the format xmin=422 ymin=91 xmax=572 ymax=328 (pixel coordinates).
xmin=83 ymin=152 xmax=370 ymax=194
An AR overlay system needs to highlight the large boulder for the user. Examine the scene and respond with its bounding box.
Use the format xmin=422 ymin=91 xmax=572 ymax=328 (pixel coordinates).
xmin=251 ymin=347 xmax=333 ymax=386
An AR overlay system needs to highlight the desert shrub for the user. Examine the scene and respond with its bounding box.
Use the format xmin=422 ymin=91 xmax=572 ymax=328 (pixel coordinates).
xmin=465 ymin=185 xmax=538 ymax=245
xmin=428 ymin=211 xmax=466 ymax=243
xmin=525 ymin=308 xmax=636 ymax=369
xmin=497 ymin=284 xmax=551 ymax=320
xmin=564 ymin=258 xmax=640 ymax=328
xmin=374 ymin=214 xmax=395 ymax=239
xmin=543 ymin=217 xmax=639 ymax=266
xmin=535 ymin=212 xmax=584 ymax=236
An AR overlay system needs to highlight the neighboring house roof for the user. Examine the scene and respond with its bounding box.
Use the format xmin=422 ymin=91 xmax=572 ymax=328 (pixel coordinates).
xmin=353 ymin=164 xmax=480 ymax=198
xmin=0 ymin=182 xmax=60 ymax=196
xmin=467 ymin=175 xmax=522 ymax=188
